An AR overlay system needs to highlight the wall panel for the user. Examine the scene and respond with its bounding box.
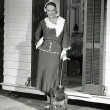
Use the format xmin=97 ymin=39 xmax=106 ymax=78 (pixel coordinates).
xmin=3 ymin=0 xmax=32 ymax=85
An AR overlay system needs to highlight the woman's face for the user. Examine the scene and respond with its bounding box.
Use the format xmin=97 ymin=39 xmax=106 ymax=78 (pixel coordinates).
xmin=46 ymin=5 xmax=56 ymax=18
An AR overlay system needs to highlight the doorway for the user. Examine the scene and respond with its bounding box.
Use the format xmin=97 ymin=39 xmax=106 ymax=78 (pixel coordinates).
xmin=31 ymin=0 xmax=83 ymax=91
xmin=31 ymin=0 xmax=106 ymax=96
xmin=60 ymin=0 xmax=84 ymax=92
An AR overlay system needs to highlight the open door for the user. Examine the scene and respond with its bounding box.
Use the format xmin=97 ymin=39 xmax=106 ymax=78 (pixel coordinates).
xmin=82 ymin=0 xmax=104 ymax=95
xmin=31 ymin=0 xmax=48 ymax=86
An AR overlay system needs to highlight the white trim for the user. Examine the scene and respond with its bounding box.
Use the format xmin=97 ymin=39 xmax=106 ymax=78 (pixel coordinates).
xmin=1 ymin=83 xmax=44 ymax=95
xmin=44 ymin=16 xmax=65 ymax=37
xmin=1 ymin=83 xmax=110 ymax=104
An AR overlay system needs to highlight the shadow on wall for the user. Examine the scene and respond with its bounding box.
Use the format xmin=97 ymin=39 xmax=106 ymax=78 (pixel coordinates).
xmin=16 ymin=6 xmax=34 ymax=88
xmin=15 ymin=0 xmax=48 ymax=90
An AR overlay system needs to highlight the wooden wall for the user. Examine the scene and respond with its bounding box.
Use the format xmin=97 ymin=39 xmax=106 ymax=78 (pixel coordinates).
xmin=103 ymin=0 xmax=110 ymax=96
xmin=3 ymin=0 xmax=32 ymax=86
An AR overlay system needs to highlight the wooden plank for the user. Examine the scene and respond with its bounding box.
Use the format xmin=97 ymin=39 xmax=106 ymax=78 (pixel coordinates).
xmin=104 ymin=52 xmax=110 ymax=61
xmin=4 ymin=38 xmax=31 ymax=47
xmin=104 ymin=69 xmax=110 ymax=79
xmin=105 ymin=35 xmax=110 ymax=43
xmin=4 ymin=46 xmax=31 ymax=54
xmin=4 ymin=53 xmax=31 ymax=63
xmin=4 ymin=31 xmax=31 ymax=40
xmin=5 ymin=0 xmax=32 ymax=8
xmin=4 ymin=76 xmax=28 ymax=85
xmin=82 ymin=0 xmax=87 ymax=88
xmin=68 ymin=94 xmax=110 ymax=105
xmin=3 ymin=0 xmax=33 ymax=91
xmin=106 ymin=16 xmax=110 ymax=25
xmin=106 ymin=26 xmax=110 ymax=35
xmin=104 ymin=0 xmax=110 ymax=96
xmin=105 ymin=44 xmax=110 ymax=52
xmin=107 ymin=1 xmax=110 ymax=16
xmin=4 ymin=8 xmax=32 ymax=16
xmin=4 ymin=61 xmax=31 ymax=70
xmin=105 ymin=79 xmax=110 ymax=88
xmin=4 ymin=16 xmax=31 ymax=24
xmin=4 ymin=23 xmax=31 ymax=31
xmin=104 ymin=60 xmax=110 ymax=69
xmin=3 ymin=68 xmax=31 ymax=77
xmin=2 ymin=83 xmax=44 ymax=95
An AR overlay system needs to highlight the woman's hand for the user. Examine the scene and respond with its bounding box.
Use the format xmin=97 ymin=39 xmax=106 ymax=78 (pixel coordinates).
xmin=60 ymin=49 xmax=70 ymax=61
xmin=35 ymin=37 xmax=44 ymax=49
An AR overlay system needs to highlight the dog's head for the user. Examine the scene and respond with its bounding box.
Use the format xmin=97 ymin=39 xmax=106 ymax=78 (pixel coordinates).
xmin=54 ymin=85 xmax=66 ymax=101
xmin=56 ymin=85 xmax=65 ymax=94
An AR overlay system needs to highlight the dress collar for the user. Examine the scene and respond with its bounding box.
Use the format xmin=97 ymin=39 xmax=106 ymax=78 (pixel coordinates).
xmin=44 ymin=16 xmax=65 ymax=37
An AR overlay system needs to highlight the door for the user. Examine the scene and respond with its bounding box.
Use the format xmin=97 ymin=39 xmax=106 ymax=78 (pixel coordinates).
xmin=82 ymin=0 xmax=104 ymax=95
xmin=31 ymin=0 xmax=48 ymax=86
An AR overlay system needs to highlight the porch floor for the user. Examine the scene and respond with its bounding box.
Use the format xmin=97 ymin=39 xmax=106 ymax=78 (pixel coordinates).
xmin=0 ymin=89 xmax=108 ymax=110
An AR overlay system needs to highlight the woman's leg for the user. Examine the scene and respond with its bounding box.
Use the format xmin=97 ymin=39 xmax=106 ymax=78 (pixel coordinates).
xmin=44 ymin=93 xmax=51 ymax=109
xmin=47 ymin=94 xmax=51 ymax=103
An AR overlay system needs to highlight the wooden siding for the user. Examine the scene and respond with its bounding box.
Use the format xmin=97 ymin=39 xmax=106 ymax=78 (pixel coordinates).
xmin=3 ymin=0 xmax=32 ymax=85
xmin=103 ymin=0 xmax=110 ymax=96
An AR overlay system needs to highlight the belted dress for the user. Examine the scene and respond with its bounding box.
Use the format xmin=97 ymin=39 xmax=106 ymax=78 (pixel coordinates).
xmin=35 ymin=16 xmax=70 ymax=94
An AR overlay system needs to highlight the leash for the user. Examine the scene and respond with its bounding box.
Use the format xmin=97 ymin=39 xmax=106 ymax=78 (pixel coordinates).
xmin=59 ymin=60 xmax=63 ymax=86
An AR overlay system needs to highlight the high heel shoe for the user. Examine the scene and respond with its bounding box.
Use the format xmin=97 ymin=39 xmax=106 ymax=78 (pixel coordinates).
xmin=44 ymin=103 xmax=51 ymax=110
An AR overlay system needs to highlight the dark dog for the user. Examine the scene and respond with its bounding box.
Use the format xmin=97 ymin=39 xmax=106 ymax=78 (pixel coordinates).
xmin=52 ymin=85 xmax=68 ymax=110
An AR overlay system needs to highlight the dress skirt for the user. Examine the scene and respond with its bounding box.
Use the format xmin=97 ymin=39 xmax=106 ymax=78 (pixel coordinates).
xmin=35 ymin=50 xmax=60 ymax=94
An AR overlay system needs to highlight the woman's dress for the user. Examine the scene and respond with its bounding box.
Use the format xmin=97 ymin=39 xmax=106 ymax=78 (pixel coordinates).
xmin=35 ymin=16 xmax=70 ymax=94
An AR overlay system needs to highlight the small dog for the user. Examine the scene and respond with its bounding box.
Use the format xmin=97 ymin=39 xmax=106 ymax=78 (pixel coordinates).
xmin=52 ymin=85 xmax=68 ymax=110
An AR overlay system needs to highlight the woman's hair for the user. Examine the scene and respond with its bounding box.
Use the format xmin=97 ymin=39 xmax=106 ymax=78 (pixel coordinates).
xmin=44 ymin=2 xmax=56 ymax=12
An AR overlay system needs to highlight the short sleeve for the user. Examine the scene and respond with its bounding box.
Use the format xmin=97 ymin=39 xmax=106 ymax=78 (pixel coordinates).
xmin=35 ymin=21 xmax=42 ymax=44
xmin=62 ymin=22 xmax=71 ymax=50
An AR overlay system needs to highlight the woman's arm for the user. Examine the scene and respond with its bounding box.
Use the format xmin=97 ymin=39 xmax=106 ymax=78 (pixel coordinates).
xmin=61 ymin=22 xmax=71 ymax=61
xmin=62 ymin=22 xmax=71 ymax=50
xmin=35 ymin=21 xmax=42 ymax=45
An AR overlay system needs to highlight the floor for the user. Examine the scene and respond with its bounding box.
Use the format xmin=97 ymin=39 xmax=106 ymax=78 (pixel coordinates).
xmin=63 ymin=58 xmax=82 ymax=90
xmin=0 ymin=88 xmax=109 ymax=110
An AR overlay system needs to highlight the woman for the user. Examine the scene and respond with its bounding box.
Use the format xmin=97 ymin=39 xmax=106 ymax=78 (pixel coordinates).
xmin=35 ymin=2 xmax=70 ymax=109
